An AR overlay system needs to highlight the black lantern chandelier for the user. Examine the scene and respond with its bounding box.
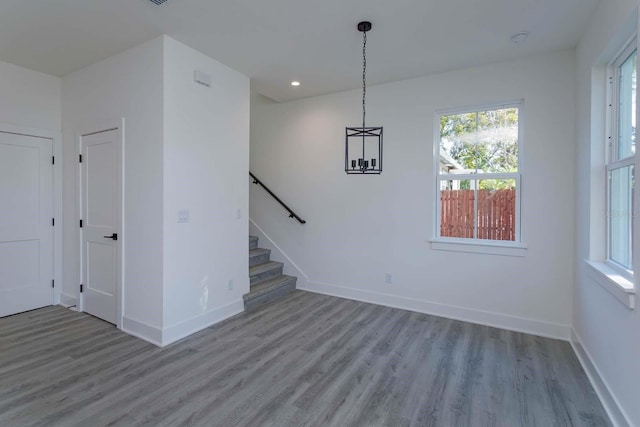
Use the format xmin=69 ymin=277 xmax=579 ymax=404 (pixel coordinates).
xmin=345 ymin=21 xmax=383 ymax=175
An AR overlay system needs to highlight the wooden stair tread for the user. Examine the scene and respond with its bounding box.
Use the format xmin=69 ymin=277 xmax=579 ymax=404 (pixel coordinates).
xmin=249 ymin=261 xmax=283 ymax=276
xmin=245 ymin=235 xmax=296 ymax=310
xmin=249 ymin=248 xmax=271 ymax=256
xmin=243 ymin=275 xmax=297 ymax=301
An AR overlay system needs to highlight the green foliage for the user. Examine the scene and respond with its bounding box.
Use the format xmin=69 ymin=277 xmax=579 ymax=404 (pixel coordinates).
xmin=450 ymin=142 xmax=518 ymax=173
xmin=478 ymin=179 xmax=516 ymax=190
xmin=440 ymin=108 xmax=519 ymax=189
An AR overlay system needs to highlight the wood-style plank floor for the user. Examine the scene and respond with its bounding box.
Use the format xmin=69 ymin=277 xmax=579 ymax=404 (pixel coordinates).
xmin=0 ymin=291 xmax=610 ymax=427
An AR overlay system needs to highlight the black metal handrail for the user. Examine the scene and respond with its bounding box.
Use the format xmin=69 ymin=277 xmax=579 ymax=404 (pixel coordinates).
xmin=250 ymin=172 xmax=306 ymax=224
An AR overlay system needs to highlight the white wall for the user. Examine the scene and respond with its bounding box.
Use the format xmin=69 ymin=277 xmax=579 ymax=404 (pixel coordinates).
xmin=62 ymin=37 xmax=165 ymax=332
xmin=250 ymin=50 xmax=576 ymax=339
xmin=0 ymin=60 xmax=61 ymax=131
xmin=161 ymin=37 xmax=249 ymax=344
xmin=574 ymin=1 xmax=640 ymax=426
xmin=62 ymin=35 xmax=249 ymax=346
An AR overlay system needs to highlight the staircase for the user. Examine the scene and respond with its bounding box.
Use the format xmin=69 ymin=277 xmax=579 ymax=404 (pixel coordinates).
xmin=244 ymin=235 xmax=297 ymax=310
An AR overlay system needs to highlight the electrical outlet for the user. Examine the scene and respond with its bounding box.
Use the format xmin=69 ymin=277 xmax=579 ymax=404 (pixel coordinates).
xmin=177 ymin=210 xmax=189 ymax=223
xmin=236 ymin=208 xmax=242 ymax=219
xmin=228 ymin=279 xmax=234 ymax=290
xmin=385 ymin=273 xmax=393 ymax=284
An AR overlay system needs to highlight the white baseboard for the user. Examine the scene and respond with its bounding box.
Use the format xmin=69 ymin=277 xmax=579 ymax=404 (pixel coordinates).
xmin=59 ymin=292 xmax=77 ymax=308
xmin=570 ymin=330 xmax=631 ymax=427
xmin=122 ymin=300 xmax=244 ymax=348
xmin=301 ymin=280 xmax=571 ymax=340
xmin=122 ymin=316 xmax=163 ymax=347
xmin=249 ymin=218 xmax=309 ymax=288
xmin=161 ymin=299 xmax=244 ymax=347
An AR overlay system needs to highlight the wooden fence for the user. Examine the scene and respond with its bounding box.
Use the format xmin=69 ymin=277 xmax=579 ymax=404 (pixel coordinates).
xmin=440 ymin=189 xmax=516 ymax=241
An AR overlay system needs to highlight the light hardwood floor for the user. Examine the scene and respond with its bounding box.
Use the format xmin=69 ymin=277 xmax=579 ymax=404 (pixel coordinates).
xmin=0 ymin=291 xmax=610 ymax=427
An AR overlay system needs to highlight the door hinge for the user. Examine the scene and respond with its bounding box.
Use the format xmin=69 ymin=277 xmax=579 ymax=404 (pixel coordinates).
xmin=52 ymin=156 xmax=55 ymax=165
xmin=80 ymin=284 xmax=83 ymax=293
xmin=79 ymin=154 xmax=83 ymax=163
xmin=52 ymin=279 xmax=55 ymax=288
xmin=52 ymin=218 xmax=55 ymax=226
xmin=80 ymin=219 xmax=83 ymax=228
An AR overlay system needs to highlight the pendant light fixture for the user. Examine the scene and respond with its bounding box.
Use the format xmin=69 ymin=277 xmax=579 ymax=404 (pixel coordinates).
xmin=345 ymin=21 xmax=383 ymax=175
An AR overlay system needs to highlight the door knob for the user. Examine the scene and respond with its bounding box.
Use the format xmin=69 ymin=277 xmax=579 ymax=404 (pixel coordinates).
xmin=103 ymin=233 xmax=118 ymax=240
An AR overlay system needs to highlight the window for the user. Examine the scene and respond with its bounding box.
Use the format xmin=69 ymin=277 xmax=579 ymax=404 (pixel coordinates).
xmin=435 ymin=102 xmax=522 ymax=244
xmin=606 ymin=43 xmax=636 ymax=276
xmin=585 ymin=36 xmax=637 ymax=309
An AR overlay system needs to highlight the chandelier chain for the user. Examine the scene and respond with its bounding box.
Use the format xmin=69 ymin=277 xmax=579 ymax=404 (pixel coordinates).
xmin=362 ymin=31 xmax=367 ymax=129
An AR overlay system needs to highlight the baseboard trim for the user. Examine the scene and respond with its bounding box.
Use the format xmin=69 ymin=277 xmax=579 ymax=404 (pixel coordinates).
xmin=161 ymin=299 xmax=244 ymax=347
xmin=570 ymin=330 xmax=631 ymax=427
xmin=300 ymin=281 xmax=570 ymax=340
xmin=59 ymin=292 xmax=77 ymax=308
xmin=122 ymin=316 xmax=163 ymax=347
xmin=249 ymin=218 xmax=309 ymax=288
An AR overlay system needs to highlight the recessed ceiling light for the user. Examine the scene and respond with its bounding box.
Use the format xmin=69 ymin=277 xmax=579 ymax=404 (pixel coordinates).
xmin=291 ymin=81 xmax=301 ymax=87
xmin=510 ymin=32 xmax=529 ymax=45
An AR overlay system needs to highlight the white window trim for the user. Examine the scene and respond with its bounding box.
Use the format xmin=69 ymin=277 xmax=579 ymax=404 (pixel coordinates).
xmin=432 ymin=100 xmax=525 ymax=254
xmin=585 ymin=260 xmax=636 ymax=309
xmin=430 ymin=238 xmax=527 ymax=257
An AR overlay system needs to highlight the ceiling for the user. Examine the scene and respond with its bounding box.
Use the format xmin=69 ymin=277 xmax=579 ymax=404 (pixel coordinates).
xmin=0 ymin=0 xmax=599 ymax=102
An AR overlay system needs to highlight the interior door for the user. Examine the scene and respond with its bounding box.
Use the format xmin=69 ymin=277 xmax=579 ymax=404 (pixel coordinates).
xmin=81 ymin=129 xmax=120 ymax=325
xmin=0 ymin=131 xmax=53 ymax=317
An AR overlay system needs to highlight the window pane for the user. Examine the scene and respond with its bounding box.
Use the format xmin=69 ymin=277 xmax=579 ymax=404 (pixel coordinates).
xmin=440 ymin=112 xmax=478 ymax=173
xmin=477 ymin=179 xmax=517 ymax=241
xmin=439 ymin=178 xmax=471 ymax=190
xmin=440 ymin=108 xmax=519 ymax=174
xmin=477 ymin=108 xmax=519 ymax=173
xmin=609 ymin=165 xmax=634 ymax=269
xmin=618 ymin=50 xmax=636 ymax=160
xmin=440 ymin=179 xmax=475 ymax=239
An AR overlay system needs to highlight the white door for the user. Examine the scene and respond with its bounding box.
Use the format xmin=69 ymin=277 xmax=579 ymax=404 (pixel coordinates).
xmin=81 ymin=129 xmax=120 ymax=325
xmin=0 ymin=131 xmax=53 ymax=317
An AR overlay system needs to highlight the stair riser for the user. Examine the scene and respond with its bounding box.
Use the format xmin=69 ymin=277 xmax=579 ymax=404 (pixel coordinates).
xmin=249 ymin=252 xmax=271 ymax=267
xmin=245 ymin=235 xmax=297 ymax=310
xmin=250 ymin=266 xmax=283 ymax=286
xmin=244 ymin=276 xmax=296 ymax=300
xmin=245 ymin=283 xmax=296 ymax=310
xmin=249 ymin=238 xmax=258 ymax=250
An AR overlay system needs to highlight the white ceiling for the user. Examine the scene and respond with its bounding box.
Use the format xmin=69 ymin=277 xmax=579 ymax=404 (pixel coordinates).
xmin=0 ymin=0 xmax=599 ymax=102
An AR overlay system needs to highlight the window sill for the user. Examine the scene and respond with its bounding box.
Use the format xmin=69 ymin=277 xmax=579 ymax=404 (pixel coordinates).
xmin=585 ymin=260 xmax=636 ymax=309
xmin=430 ymin=238 xmax=527 ymax=257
